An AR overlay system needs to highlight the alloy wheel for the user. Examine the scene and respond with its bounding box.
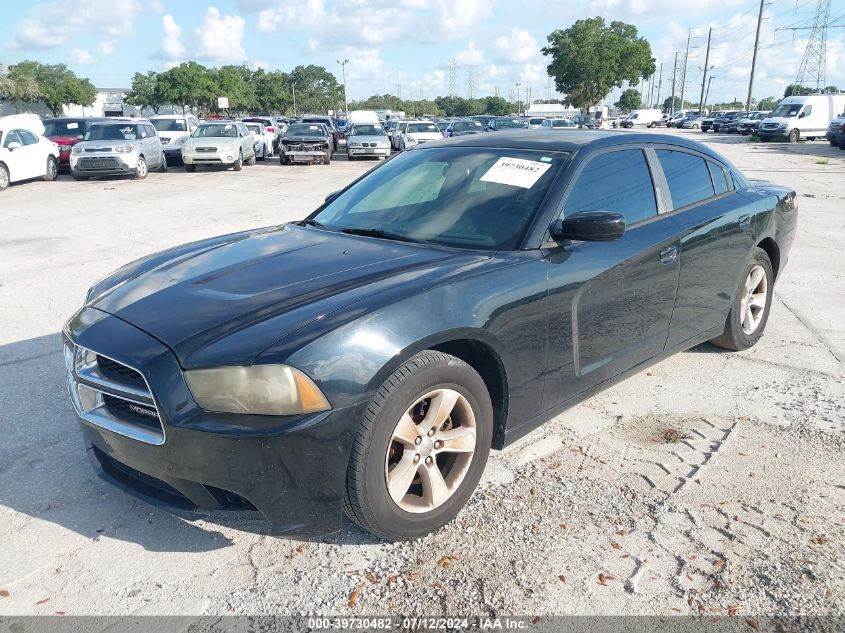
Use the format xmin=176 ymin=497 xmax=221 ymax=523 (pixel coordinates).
xmin=0 ymin=164 xmax=8 ymax=190
xmin=384 ymin=388 xmax=477 ymax=513
xmin=740 ymin=264 xmax=768 ymax=335
xmin=136 ymin=158 xmax=147 ymax=178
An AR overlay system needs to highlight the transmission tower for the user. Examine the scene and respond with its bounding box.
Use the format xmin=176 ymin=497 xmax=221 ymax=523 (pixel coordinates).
xmin=448 ymin=58 xmax=458 ymax=97
xmin=792 ymin=0 xmax=832 ymax=92
xmin=466 ymin=65 xmax=475 ymax=99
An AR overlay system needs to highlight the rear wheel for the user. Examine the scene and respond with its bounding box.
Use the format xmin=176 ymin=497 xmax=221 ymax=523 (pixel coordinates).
xmin=44 ymin=156 xmax=58 ymax=181
xmin=344 ymin=351 xmax=493 ymax=541
xmin=788 ymin=129 xmax=800 ymax=143
xmin=0 ymin=163 xmax=9 ymax=190
xmin=134 ymin=156 xmax=148 ymax=179
xmin=246 ymin=149 xmax=256 ymax=166
xmin=710 ymin=248 xmax=774 ymax=351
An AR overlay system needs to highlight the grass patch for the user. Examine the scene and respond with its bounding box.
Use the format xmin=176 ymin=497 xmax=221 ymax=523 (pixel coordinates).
xmin=749 ymin=133 xmax=760 ymax=142
xmin=660 ymin=428 xmax=692 ymax=443
xmin=816 ymin=159 xmax=830 ymax=165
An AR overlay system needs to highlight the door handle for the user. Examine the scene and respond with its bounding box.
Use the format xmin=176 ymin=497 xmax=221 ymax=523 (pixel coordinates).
xmin=660 ymin=245 xmax=678 ymax=265
xmin=739 ymin=214 xmax=751 ymax=230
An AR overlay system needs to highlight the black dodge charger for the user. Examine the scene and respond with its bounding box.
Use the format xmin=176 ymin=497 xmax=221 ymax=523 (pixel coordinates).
xmin=63 ymin=131 xmax=797 ymax=540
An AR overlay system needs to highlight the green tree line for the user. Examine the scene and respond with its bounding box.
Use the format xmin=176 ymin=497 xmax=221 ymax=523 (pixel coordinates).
xmin=0 ymin=60 xmax=96 ymax=116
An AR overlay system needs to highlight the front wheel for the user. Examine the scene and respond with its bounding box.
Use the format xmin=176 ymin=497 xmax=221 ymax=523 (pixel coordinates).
xmin=345 ymin=351 xmax=493 ymax=541
xmin=184 ymin=164 xmax=196 ymax=172
xmin=159 ymin=153 xmax=168 ymax=172
xmin=788 ymin=129 xmax=800 ymax=143
xmin=710 ymin=248 xmax=774 ymax=351
xmin=232 ymin=151 xmax=243 ymax=171
xmin=134 ymin=156 xmax=148 ymax=179
xmin=44 ymin=156 xmax=58 ymax=181
xmin=0 ymin=163 xmax=9 ymax=190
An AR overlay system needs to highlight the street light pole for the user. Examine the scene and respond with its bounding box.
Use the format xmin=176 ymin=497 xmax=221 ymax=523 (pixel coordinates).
xmin=515 ymin=82 xmax=521 ymax=115
xmin=337 ymin=58 xmax=349 ymax=117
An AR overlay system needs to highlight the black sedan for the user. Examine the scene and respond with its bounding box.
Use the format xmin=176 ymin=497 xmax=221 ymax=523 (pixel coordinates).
xmin=445 ymin=120 xmax=486 ymax=137
xmin=63 ymin=131 xmax=797 ymax=540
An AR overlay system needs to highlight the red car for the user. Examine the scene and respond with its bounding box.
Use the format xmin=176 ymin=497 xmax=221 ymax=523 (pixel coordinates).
xmin=43 ymin=117 xmax=108 ymax=169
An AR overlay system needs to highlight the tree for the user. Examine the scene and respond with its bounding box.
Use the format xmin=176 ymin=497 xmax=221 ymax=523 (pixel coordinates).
xmin=615 ymin=88 xmax=640 ymax=112
xmin=213 ymin=64 xmax=256 ymax=113
xmin=783 ymin=84 xmax=813 ymax=98
xmin=757 ymin=96 xmax=778 ymax=111
xmin=662 ymin=96 xmax=692 ymax=112
xmin=126 ymin=71 xmax=163 ymax=113
xmin=156 ymin=62 xmax=216 ymax=113
xmin=7 ymin=61 xmax=94 ymax=115
xmin=289 ymin=64 xmax=343 ymax=114
xmin=481 ymin=96 xmax=511 ymax=115
xmin=254 ymin=69 xmax=291 ymax=113
xmin=543 ymin=17 xmax=655 ymax=112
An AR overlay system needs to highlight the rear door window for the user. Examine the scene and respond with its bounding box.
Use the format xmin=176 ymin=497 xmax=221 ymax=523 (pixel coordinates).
xmin=707 ymin=161 xmax=730 ymax=195
xmin=18 ymin=129 xmax=39 ymax=145
xmin=565 ymin=149 xmax=658 ymax=225
xmin=656 ymin=149 xmax=716 ymax=209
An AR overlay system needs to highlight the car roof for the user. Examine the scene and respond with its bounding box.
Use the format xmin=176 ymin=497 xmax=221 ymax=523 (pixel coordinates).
xmin=414 ymin=129 xmax=725 ymax=156
xmin=150 ymin=114 xmax=189 ymax=119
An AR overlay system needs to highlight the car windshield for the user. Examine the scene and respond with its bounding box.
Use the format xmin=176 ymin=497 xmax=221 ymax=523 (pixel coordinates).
xmin=770 ymin=103 xmax=802 ymax=118
xmin=153 ymin=119 xmax=187 ymax=132
xmin=246 ymin=124 xmax=262 ymax=134
xmin=312 ymin=146 xmax=568 ymax=250
xmin=302 ymin=118 xmax=331 ymax=128
xmin=351 ymin=125 xmax=386 ymax=136
xmin=286 ymin=124 xmax=325 ymax=137
xmin=407 ymin=123 xmax=439 ymax=133
xmin=193 ymin=124 xmax=238 ymax=138
xmin=85 ymin=124 xmax=139 ymax=141
xmin=528 ymin=118 xmax=545 ymax=125
xmin=552 ymin=120 xmax=572 ymax=127
xmin=495 ymin=119 xmax=522 ymax=128
xmin=43 ymin=120 xmax=88 ymax=138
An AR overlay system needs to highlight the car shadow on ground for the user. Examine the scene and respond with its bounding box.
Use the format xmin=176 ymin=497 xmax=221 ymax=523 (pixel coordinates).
xmin=0 ymin=333 xmax=378 ymax=550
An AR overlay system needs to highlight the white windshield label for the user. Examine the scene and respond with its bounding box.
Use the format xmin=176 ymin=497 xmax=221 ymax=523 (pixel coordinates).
xmin=309 ymin=125 xmax=319 ymax=130
xmin=480 ymin=157 xmax=551 ymax=189
xmin=67 ymin=122 xmax=79 ymax=129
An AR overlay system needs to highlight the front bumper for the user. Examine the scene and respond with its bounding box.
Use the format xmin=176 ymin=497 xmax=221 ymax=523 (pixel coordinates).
xmin=64 ymin=307 xmax=363 ymax=535
xmin=70 ymin=153 xmax=140 ymax=176
xmin=183 ymin=149 xmax=238 ymax=165
xmin=758 ymin=128 xmax=788 ymax=139
xmin=347 ymin=146 xmax=390 ymax=157
xmin=283 ymin=150 xmax=329 ymax=162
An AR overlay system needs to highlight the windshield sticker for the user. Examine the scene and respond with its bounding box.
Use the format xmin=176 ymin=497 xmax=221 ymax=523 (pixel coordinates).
xmin=67 ymin=122 xmax=79 ymax=129
xmin=480 ymin=157 xmax=552 ymax=189
xmin=540 ymin=156 xmax=552 ymax=162
xmin=309 ymin=125 xmax=319 ymax=130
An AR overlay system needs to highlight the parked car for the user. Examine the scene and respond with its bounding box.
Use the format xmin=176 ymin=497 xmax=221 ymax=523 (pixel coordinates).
xmin=279 ymin=122 xmax=333 ymax=165
xmin=43 ymin=117 xmax=107 ymax=170
xmin=525 ymin=117 xmax=547 ymax=129
xmin=736 ymin=111 xmax=769 ymax=135
xmin=300 ymin=115 xmax=343 ymax=151
xmin=541 ymin=118 xmax=576 ymax=129
xmin=0 ymin=114 xmax=59 ymax=191
xmin=150 ymin=114 xmax=200 ymax=165
xmin=759 ymin=95 xmax=845 ymax=143
xmin=70 ymin=120 xmax=165 ymax=181
xmin=62 ymin=130 xmax=797 ymax=540
xmin=711 ymin=111 xmax=743 ymax=133
xmin=181 ymin=121 xmax=256 ymax=172
xmin=445 ymin=120 xmax=486 ymax=137
xmin=469 ymin=115 xmax=495 ymax=128
xmin=244 ymin=122 xmax=271 ymax=160
xmin=620 ymin=109 xmax=663 ymax=128
xmin=681 ymin=116 xmax=704 ymax=130
xmin=666 ymin=110 xmax=701 ymax=128
xmin=487 ymin=117 xmax=526 ymax=131
xmin=346 ymin=123 xmax=391 ymax=160
xmin=571 ymin=115 xmax=599 ymax=129
xmin=396 ymin=120 xmax=443 ymax=150
xmin=825 ymin=111 xmax=845 ymax=148
xmin=241 ymin=117 xmax=279 ymax=155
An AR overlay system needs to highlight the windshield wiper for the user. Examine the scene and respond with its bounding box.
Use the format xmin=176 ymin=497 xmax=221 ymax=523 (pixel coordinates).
xmin=297 ymin=219 xmax=327 ymax=228
xmin=339 ymin=227 xmax=423 ymax=244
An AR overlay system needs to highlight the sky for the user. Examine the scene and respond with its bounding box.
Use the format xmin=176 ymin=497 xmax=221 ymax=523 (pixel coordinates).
xmin=2 ymin=0 xmax=844 ymax=107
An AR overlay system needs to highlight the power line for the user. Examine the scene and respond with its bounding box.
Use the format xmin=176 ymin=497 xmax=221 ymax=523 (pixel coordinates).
xmin=789 ymin=0 xmax=833 ymax=91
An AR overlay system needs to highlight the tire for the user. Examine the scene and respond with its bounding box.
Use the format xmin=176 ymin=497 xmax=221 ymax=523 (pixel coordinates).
xmin=258 ymin=145 xmax=266 ymax=161
xmin=159 ymin=153 xmax=168 ymax=173
xmin=831 ymin=140 xmax=838 ymax=147
xmin=280 ymin=154 xmax=287 ymax=165
xmin=44 ymin=156 xmax=58 ymax=182
xmin=134 ymin=156 xmax=148 ymax=180
xmin=324 ymin=151 xmax=331 ymax=165
xmin=710 ymin=248 xmax=774 ymax=351
xmin=839 ymin=141 xmax=845 ymax=150
xmin=807 ymin=136 xmax=816 ymax=141
xmin=345 ymin=350 xmax=494 ymax=541
xmin=185 ymin=164 xmax=196 ymax=172
xmin=788 ymin=129 xmax=800 ymax=143
xmin=246 ymin=149 xmax=257 ymax=166
xmin=70 ymin=169 xmax=88 ymax=181
xmin=347 ymin=154 xmax=355 ymax=161
xmin=0 ymin=163 xmax=9 ymax=191
xmin=233 ymin=151 xmax=243 ymax=171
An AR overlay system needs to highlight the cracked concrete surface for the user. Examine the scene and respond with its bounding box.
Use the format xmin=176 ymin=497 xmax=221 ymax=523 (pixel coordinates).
xmin=0 ymin=131 xmax=842 ymax=617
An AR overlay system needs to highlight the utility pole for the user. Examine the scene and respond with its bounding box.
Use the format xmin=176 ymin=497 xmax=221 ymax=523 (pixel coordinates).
xmin=292 ymin=83 xmax=297 ymax=116
xmin=395 ymin=82 xmax=402 ymax=100
xmin=336 ymin=58 xmax=349 ymax=116
xmin=515 ymin=82 xmax=521 ymax=115
xmin=746 ymin=0 xmax=766 ymax=111
xmin=679 ymin=27 xmax=695 ymax=110
xmin=656 ymin=62 xmax=664 ymax=109
xmin=670 ymin=52 xmax=679 ymax=115
xmin=704 ymin=75 xmax=714 ymax=110
xmin=779 ymin=0 xmax=835 ymax=93
xmin=698 ymin=28 xmax=713 ymax=115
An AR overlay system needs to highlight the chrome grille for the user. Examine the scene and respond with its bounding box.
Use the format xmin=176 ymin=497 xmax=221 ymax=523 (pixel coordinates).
xmin=64 ymin=341 xmax=165 ymax=445
xmin=78 ymin=157 xmax=120 ymax=170
xmin=196 ymin=147 xmax=216 ymax=153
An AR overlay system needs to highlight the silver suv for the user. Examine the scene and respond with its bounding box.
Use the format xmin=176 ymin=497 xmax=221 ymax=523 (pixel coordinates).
xmin=70 ymin=120 xmax=165 ymax=180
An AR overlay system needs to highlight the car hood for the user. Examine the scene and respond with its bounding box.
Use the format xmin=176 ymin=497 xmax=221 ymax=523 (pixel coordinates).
xmin=761 ymin=117 xmax=791 ymax=125
xmin=87 ymin=224 xmax=488 ymax=367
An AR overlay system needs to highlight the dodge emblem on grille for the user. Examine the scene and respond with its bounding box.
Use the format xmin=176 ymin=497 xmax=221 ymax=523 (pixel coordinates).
xmin=129 ymin=403 xmax=157 ymax=418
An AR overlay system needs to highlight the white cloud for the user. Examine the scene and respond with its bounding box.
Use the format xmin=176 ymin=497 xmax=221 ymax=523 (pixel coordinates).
xmin=70 ymin=48 xmax=94 ymax=64
xmin=162 ymin=14 xmax=186 ymax=60
xmin=195 ymin=7 xmax=247 ymax=62
xmin=494 ymin=29 xmax=539 ymax=63
xmin=456 ymin=41 xmax=483 ymax=65
xmin=589 ymin=0 xmax=745 ymax=18
xmin=436 ymin=0 xmax=493 ymax=38
xmin=11 ymin=0 xmax=140 ymax=49
xmin=150 ymin=0 xmax=165 ymax=13
xmin=98 ymin=40 xmax=115 ymax=55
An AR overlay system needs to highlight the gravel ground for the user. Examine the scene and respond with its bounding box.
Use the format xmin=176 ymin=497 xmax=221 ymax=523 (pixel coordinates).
xmin=0 ymin=131 xmax=842 ymax=618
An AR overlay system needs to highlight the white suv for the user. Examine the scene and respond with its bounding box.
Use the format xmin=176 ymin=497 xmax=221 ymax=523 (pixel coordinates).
xmin=150 ymin=115 xmax=200 ymax=164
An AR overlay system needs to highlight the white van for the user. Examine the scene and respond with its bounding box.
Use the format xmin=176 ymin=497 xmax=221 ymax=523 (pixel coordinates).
xmin=346 ymin=110 xmax=380 ymax=126
xmin=758 ymin=94 xmax=845 ymax=142
xmin=620 ymin=109 xmax=663 ymax=128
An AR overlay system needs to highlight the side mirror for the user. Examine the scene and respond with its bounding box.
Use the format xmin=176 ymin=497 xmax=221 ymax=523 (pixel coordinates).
xmin=550 ymin=211 xmax=626 ymax=242
xmin=325 ymin=190 xmax=341 ymax=203
xmin=798 ymin=111 xmax=806 ymax=119
xmin=6 ymin=141 xmax=21 ymax=150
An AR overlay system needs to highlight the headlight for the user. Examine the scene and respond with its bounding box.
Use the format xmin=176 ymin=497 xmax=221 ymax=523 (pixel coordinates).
xmin=220 ymin=143 xmax=235 ymax=152
xmin=114 ymin=144 xmax=134 ymax=153
xmin=183 ymin=144 xmax=193 ymax=153
xmin=377 ymin=142 xmax=389 ymax=148
xmin=350 ymin=143 xmax=363 ymax=148
xmin=184 ymin=365 xmax=330 ymax=415
xmin=175 ymin=136 xmax=188 ymax=146
xmin=72 ymin=145 xmax=83 ymax=155
xmin=778 ymin=123 xmax=787 ymax=129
